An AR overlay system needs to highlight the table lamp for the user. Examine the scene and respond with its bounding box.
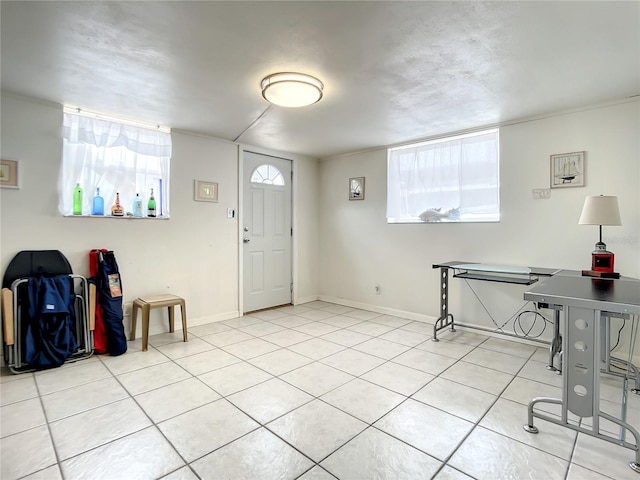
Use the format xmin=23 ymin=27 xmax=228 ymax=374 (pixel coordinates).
xmin=578 ymin=195 xmax=621 ymax=277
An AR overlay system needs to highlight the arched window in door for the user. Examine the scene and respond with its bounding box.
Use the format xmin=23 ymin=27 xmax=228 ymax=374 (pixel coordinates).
xmin=250 ymin=164 xmax=285 ymax=186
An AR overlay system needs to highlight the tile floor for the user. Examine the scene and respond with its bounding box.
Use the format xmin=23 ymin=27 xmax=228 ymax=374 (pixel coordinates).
xmin=1 ymin=301 xmax=638 ymax=480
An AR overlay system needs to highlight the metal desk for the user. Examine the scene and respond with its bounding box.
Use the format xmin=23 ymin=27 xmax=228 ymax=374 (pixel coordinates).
xmin=523 ymin=273 xmax=640 ymax=472
xmin=431 ymin=261 xmax=560 ymax=342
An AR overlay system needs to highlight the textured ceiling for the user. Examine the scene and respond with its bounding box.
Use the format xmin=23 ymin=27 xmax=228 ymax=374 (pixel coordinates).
xmin=1 ymin=1 xmax=638 ymax=158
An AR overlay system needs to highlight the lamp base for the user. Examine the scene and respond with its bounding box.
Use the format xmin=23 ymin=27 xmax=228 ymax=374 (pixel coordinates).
xmin=582 ymin=270 xmax=620 ymax=279
xmin=593 ymin=241 xmax=608 ymax=252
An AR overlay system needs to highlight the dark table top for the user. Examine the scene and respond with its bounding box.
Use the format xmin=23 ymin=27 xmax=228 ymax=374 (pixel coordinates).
xmin=524 ymin=271 xmax=640 ymax=315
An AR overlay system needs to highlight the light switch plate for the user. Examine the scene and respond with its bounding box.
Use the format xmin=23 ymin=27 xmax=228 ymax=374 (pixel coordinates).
xmin=227 ymin=208 xmax=235 ymax=218
xmin=532 ymin=188 xmax=551 ymax=199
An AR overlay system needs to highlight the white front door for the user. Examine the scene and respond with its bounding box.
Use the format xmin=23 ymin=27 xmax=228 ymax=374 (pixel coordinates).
xmin=242 ymin=152 xmax=292 ymax=313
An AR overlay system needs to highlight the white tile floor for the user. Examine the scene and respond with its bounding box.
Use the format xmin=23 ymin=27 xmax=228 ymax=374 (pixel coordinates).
xmin=1 ymin=301 xmax=638 ymax=480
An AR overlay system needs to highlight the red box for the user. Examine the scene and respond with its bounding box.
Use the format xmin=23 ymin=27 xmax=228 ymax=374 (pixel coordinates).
xmin=592 ymin=252 xmax=614 ymax=273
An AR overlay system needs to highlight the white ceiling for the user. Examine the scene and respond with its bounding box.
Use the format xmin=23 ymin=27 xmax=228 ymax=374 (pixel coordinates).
xmin=1 ymin=1 xmax=638 ymax=158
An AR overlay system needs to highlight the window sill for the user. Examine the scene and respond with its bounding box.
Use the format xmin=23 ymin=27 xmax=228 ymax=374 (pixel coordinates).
xmin=387 ymin=218 xmax=499 ymax=224
xmin=64 ymin=214 xmax=170 ymax=220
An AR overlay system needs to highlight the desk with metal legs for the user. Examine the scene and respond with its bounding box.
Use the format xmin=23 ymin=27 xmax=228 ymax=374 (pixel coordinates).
xmin=432 ymin=262 xmax=639 ymax=384
xmin=523 ymin=273 xmax=640 ymax=473
xmin=431 ymin=261 xmax=560 ymax=342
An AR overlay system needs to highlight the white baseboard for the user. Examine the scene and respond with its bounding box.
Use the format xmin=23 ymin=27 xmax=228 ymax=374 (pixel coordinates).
xmin=189 ymin=310 xmax=241 ymax=326
xmin=317 ymin=295 xmax=437 ymax=324
xmin=316 ymin=296 xmax=553 ymax=348
xmin=129 ymin=309 xmax=241 ymax=337
xmin=295 ymin=295 xmax=320 ymax=305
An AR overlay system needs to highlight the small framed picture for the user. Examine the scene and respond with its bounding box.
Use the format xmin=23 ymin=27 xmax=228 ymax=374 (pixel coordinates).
xmin=194 ymin=180 xmax=218 ymax=202
xmin=550 ymin=151 xmax=585 ymax=188
xmin=0 ymin=159 xmax=19 ymax=189
xmin=349 ymin=177 xmax=365 ymax=200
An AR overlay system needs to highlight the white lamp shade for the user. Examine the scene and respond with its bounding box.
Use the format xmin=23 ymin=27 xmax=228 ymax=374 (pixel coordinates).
xmin=578 ymin=195 xmax=622 ymax=226
xmin=261 ymin=72 xmax=323 ymax=108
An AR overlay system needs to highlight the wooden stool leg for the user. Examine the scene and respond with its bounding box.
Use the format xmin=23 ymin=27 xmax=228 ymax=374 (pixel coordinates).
xmin=130 ymin=302 xmax=139 ymax=341
xmin=168 ymin=305 xmax=175 ymax=332
xmin=142 ymin=304 xmax=151 ymax=351
xmin=180 ymin=300 xmax=188 ymax=343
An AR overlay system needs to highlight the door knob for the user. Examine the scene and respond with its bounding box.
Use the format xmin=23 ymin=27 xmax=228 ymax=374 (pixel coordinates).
xmin=243 ymin=238 xmax=250 ymax=243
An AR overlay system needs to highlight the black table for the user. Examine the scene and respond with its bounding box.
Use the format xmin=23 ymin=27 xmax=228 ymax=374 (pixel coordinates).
xmin=523 ymin=272 xmax=640 ymax=473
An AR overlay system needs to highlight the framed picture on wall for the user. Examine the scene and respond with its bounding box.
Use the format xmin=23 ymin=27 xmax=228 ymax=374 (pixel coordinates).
xmin=194 ymin=180 xmax=218 ymax=202
xmin=0 ymin=159 xmax=19 ymax=189
xmin=550 ymin=151 xmax=585 ymax=188
xmin=349 ymin=177 xmax=365 ymax=200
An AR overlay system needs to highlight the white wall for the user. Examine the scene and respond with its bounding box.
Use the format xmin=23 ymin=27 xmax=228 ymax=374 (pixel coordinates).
xmin=2 ymin=92 xmax=637 ymax=356
xmin=290 ymin=150 xmax=320 ymax=303
xmin=0 ymin=93 xmax=320 ymax=338
xmin=318 ymin=101 xmax=640 ymax=351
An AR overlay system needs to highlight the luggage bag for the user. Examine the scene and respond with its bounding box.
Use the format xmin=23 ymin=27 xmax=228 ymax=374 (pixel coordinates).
xmin=89 ymin=249 xmax=127 ymax=356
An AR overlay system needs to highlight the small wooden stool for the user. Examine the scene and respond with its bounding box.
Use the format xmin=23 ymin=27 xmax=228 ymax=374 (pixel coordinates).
xmin=130 ymin=294 xmax=187 ymax=351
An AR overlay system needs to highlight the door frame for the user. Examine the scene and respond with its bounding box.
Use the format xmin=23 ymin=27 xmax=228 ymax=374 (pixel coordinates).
xmin=238 ymin=146 xmax=297 ymax=314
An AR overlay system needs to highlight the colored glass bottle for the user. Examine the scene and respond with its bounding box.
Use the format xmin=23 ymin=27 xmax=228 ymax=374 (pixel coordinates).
xmin=91 ymin=187 xmax=104 ymax=215
xmin=147 ymin=188 xmax=156 ymax=217
xmin=132 ymin=193 xmax=143 ymax=218
xmin=73 ymin=183 xmax=83 ymax=215
xmin=111 ymin=192 xmax=124 ymax=216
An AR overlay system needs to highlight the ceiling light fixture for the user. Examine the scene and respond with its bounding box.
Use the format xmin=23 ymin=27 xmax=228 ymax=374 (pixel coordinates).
xmin=261 ymin=72 xmax=323 ymax=108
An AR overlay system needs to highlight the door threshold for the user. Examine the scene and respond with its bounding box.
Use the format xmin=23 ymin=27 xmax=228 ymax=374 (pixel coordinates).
xmin=244 ymin=303 xmax=292 ymax=315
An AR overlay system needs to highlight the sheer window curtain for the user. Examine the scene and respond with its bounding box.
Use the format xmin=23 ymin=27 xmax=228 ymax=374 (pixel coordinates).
xmin=387 ymin=130 xmax=499 ymax=222
xmin=59 ymin=112 xmax=171 ymax=216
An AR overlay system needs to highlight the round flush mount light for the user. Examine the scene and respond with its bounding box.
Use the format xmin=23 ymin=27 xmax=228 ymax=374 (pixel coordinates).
xmin=261 ymin=72 xmax=324 ymax=108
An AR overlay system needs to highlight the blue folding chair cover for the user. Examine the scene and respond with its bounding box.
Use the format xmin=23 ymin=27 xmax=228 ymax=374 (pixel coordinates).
xmin=25 ymin=276 xmax=78 ymax=368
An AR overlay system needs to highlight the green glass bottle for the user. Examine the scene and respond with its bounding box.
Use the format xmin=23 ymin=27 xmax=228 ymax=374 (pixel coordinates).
xmin=147 ymin=188 xmax=156 ymax=217
xmin=73 ymin=183 xmax=83 ymax=215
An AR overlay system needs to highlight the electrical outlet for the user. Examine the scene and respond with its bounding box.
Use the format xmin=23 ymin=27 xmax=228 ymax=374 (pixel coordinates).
xmin=374 ymin=284 xmax=381 ymax=295
xmin=123 ymin=304 xmax=132 ymax=317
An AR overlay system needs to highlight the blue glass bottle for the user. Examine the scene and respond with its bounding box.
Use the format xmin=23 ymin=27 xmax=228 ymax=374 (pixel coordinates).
xmin=132 ymin=193 xmax=143 ymax=217
xmin=91 ymin=187 xmax=104 ymax=215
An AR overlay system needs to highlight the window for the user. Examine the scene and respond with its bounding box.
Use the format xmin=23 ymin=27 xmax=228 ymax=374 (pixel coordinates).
xmin=59 ymin=108 xmax=172 ymax=217
xmin=387 ymin=129 xmax=499 ymax=223
xmin=250 ymin=164 xmax=285 ymax=186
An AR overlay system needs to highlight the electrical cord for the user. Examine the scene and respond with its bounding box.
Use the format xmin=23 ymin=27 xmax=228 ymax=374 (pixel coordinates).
xmin=513 ymin=309 xmax=552 ymax=339
xmin=610 ymin=318 xmax=626 ymax=352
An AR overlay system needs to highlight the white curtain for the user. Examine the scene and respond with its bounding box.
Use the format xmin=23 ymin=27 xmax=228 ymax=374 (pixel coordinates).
xmin=387 ymin=130 xmax=499 ymax=222
xmin=59 ymin=112 xmax=171 ymax=216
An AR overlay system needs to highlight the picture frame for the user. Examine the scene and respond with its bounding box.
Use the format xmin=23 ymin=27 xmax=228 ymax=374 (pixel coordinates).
xmin=194 ymin=180 xmax=218 ymax=202
xmin=550 ymin=151 xmax=585 ymax=188
xmin=349 ymin=177 xmax=365 ymax=200
xmin=0 ymin=159 xmax=19 ymax=189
